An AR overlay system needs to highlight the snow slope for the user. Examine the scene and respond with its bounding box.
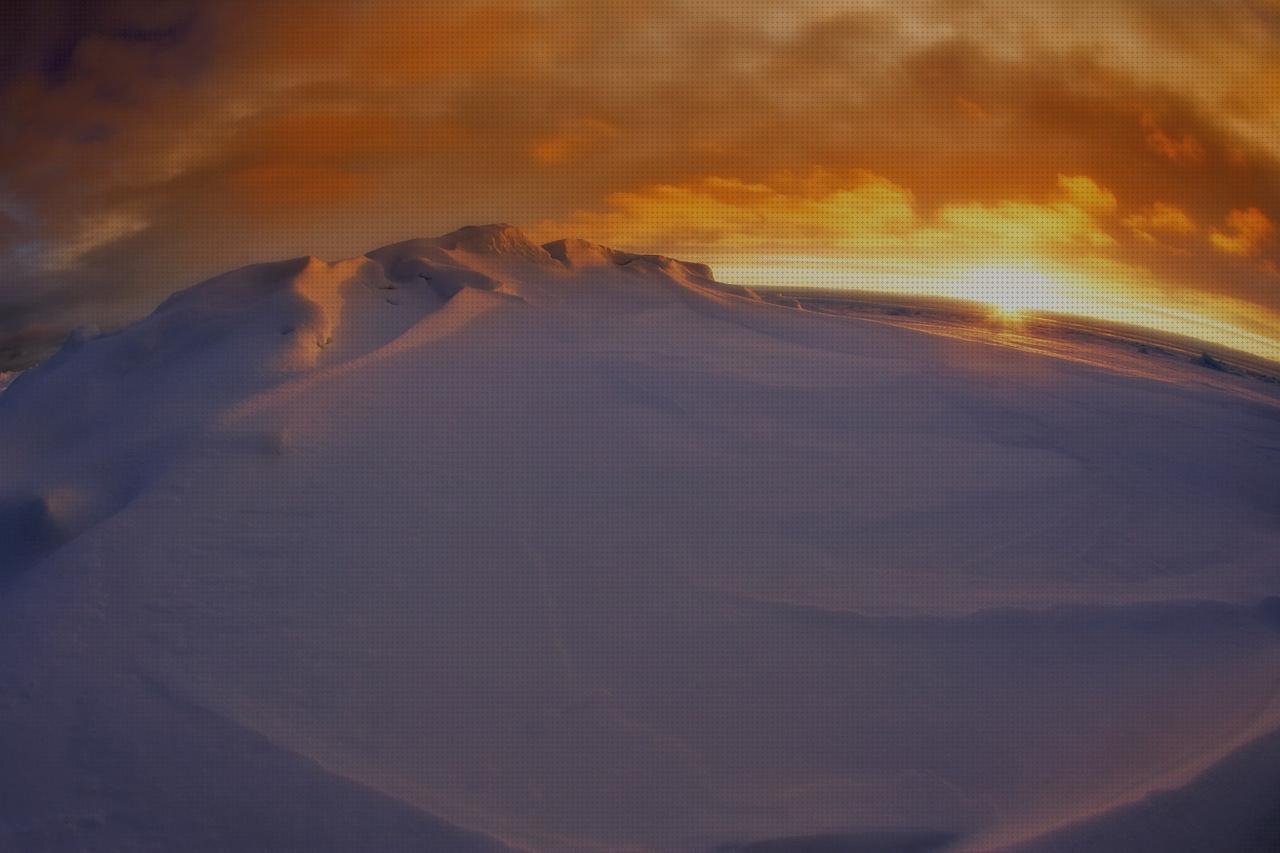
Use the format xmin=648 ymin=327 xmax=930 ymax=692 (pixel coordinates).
xmin=2 ymin=225 xmax=1280 ymax=852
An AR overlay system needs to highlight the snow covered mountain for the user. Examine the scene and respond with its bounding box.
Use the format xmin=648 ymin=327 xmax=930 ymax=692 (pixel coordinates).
xmin=2 ymin=225 xmax=1280 ymax=852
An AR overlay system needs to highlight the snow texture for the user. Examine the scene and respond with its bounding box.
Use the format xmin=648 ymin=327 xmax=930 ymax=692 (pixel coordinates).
xmin=2 ymin=226 xmax=1280 ymax=852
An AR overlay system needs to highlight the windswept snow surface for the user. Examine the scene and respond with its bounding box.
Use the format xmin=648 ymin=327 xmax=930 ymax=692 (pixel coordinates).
xmin=3 ymin=225 xmax=1280 ymax=852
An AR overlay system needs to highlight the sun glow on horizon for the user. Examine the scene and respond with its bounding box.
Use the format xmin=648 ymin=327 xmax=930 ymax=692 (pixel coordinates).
xmin=714 ymin=255 xmax=1280 ymax=364
xmin=949 ymin=264 xmax=1074 ymax=323
xmin=543 ymin=167 xmax=1280 ymax=365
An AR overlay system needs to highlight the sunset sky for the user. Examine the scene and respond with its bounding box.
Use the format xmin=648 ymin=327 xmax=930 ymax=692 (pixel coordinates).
xmin=3 ymin=0 xmax=1279 ymax=358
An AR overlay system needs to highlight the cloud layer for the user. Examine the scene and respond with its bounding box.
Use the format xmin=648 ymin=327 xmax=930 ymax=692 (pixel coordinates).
xmin=2 ymin=0 xmax=1278 ymax=356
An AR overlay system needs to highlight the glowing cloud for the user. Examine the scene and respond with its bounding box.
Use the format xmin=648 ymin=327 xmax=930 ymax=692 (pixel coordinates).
xmin=1124 ymin=203 xmax=1199 ymax=244
xmin=1210 ymin=208 xmax=1275 ymax=257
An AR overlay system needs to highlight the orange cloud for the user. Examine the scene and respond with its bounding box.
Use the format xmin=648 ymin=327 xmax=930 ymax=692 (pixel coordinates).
xmin=1057 ymin=175 xmax=1118 ymax=215
xmin=532 ymin=119 xmax=620 ymax=165
xmin=231 ymin=165 xmax=371 ymax=209
xmin=1210 ymin=207 xmax=1275 ymax=256
xmin=536 ymin=172 xmax=918 ymax=255
xmin=954 ymin=97 xmax=992 ymax=122
xmin=241 ymin=1 xmax=539 ymax=85
xmin=1124 ymin=202 xmax=1198 ymax=243
xmin=932 ymin=176 xmax=1119 ymax=256
xmin=246 ymin=113 xmax=409 ymax=164
xmin=539 ymin=172 xmax=1121 ymax=268
xmin=1140 ymin=110 xmax=1206 ymax=163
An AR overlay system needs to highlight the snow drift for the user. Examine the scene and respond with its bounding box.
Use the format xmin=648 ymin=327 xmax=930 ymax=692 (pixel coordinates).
xmin=2 ymin=225 xmax=1280 ymax=852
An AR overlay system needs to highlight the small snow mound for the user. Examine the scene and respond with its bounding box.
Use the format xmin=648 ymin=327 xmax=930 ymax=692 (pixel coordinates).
xmin=542 ymin=238 xmax=623 ymax=269
xmin=0 ymin=488 xmax=92 ymax=574
xmin=1256 ymin=596 xmax=1280 ymax=631
xmin=1196 ymin=352 xmax=1227 ymax=372
xmin=432 ymin=224 xmax=555 ymax=264
xmin=542 ymin=237 xmax=715 ymax=281
xmin=151 ymin=256 xmax=315 ymax=317
xmin=632 ymin=254 xmax=715 ymax=282
xmin=366 ymin=241 xmax=503 ymax=299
